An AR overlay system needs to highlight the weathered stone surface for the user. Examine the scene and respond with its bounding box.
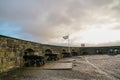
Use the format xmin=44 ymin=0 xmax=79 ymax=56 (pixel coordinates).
xmin=25 ymin=63 xmax=73 ymax=70
xmin=41 ymin=63 xmax=72 ymax=70
xmin=0 ymin=34 xmax=120 ymax=73
xmin=1 ymin=55 xmax=120 ymax=80
xmin=0 ymin=35 xmax=80 ymax=73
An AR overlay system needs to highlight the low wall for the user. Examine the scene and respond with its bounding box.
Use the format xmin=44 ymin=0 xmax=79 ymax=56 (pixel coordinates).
xmin=0 ymin=35 xmax=79 ymax=73
xmin=0 ymin=35 xmax=120 ymax=73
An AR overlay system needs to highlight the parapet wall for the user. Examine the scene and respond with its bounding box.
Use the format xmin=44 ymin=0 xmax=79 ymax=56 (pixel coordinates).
xmin=0 ymin=35 xmax=80 ymax=73
xmin=80 ymin=46 xmax=120 ymax=55
xmin=0 ymin=35 xmax=120 ymax=73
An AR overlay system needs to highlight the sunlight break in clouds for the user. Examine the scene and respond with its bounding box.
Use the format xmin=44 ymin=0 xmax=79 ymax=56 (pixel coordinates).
xmin=0 ymin=0 xmax=120 ymax=47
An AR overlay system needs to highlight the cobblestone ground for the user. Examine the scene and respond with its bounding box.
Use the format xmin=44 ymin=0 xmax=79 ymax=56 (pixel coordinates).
xmin=1 ymin=55 xmax=120 ymax=80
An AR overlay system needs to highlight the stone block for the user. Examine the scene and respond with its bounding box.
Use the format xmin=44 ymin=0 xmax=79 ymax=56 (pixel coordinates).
xmin=0 ymin=52 xmax=5 ymax=57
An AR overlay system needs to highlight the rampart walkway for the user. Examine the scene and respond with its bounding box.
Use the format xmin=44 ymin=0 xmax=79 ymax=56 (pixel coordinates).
xmin=1 ymin=55 xmax=120 ymax=80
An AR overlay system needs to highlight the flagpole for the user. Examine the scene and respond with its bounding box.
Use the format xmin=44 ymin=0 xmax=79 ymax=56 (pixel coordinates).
xmin=68 ymin=35 xmax=70 ymax=53
xmin=63 ymin=35 xmax=70 ymax=53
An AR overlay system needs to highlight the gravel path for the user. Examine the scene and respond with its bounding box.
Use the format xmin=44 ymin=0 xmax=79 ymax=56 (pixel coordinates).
xmin=85 ymin=57 xmax=115 ymax=79
xmin=1 ymin=55 xmax=120 ymax=80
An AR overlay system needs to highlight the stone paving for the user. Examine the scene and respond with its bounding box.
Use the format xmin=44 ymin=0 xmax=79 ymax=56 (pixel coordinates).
xmin=25 ymin=63 xmax=73 ymax=70
xmin=1 ymin=55 xmax=120 ymax=80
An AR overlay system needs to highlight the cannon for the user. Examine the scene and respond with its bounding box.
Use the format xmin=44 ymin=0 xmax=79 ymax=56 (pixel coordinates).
xmin=45 ymin=49 xmax=59 ymax=61
xmin=62 ymin=52 xmax=71 ymax=57
xmin=45 ymin=53 xmax=59 ymax=61
xmin=71 ymin=52 xmax=78 ymax=56
xmin=23 ymin=54 xmax=45 ymax=67
xmin=71 ymin=49 xmax=79 ymax=56
xmin=35 ymin=55 xmax=45 ymax=67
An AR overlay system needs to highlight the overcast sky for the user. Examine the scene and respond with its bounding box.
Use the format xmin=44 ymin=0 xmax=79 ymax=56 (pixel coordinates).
xmin=0 ymin=0 xmax=120 ymax=47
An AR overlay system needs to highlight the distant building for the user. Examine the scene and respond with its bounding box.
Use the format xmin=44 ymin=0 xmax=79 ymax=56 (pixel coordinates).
xmin=81 ymin=43 xmax=85 ymax=47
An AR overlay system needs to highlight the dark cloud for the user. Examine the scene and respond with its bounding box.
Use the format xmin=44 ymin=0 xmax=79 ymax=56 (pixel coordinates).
xmin=0 ymin=0 xmax=120 ymax=46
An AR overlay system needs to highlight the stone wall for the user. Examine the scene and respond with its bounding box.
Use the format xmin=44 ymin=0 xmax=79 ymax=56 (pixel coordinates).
xmin=0 ymin=35 xmax=41 ymax=72
xmin=0 ymin=35 xmax=120 ymax=73
xmin=80 ymin=46 xmax=120 ymax=55
xmin=0 ymin=35 xmax=80 ymax=73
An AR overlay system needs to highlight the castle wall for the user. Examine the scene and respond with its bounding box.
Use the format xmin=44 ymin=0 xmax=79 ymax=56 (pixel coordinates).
xmin=80 ymin=46 xmax=120 ymax=55
xmin=0 ymin=35 xmax=79 ymax=73
xmin=0 ymin=35 xmax=43 ymax=72
xmin=0 ymin=35 xmax=120 ymax=73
